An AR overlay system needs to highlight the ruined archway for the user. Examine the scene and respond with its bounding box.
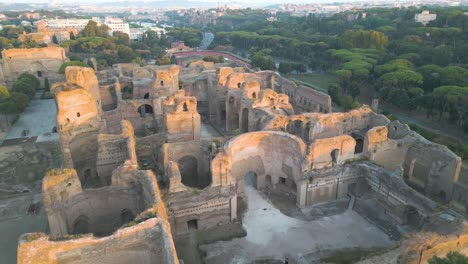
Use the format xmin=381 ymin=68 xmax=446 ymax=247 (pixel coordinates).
xmin=72 ymin=215 xmax=90 ymax=235
xmin=137 ymin=104 xmax=153 ymax=118
xmin=241 ymin=108 xmax=249 ymax=133
xmin=213 ymin=131 xmax=306 ymax=205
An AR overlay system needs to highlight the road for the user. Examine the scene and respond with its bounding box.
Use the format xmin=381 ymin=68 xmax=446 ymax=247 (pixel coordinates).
xmin=199 ymin=31 xmax=214 ymax=50
xmin=380 ymin=102 xmax=468 ymax=144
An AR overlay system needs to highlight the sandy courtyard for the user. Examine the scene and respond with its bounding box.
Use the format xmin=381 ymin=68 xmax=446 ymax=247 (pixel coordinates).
xmin=200 ymin=182 xmax=393 ymax=263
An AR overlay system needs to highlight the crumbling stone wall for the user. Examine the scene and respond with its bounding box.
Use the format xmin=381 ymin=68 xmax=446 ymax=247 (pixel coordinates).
xmin=19 ymin=164 xmax=179 ymax=264
xmin=212 ymin=131 xmax=306 ymax=199
xmin=1 ymin=47 xmax=68 ymax=86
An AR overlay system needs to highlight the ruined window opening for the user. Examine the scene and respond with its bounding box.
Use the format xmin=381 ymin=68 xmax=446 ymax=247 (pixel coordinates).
xmin=252 ymin=92 xmax=256 ymax=99
xmin=266 ymin=175 xmax=272 ymax=187
xmin=237 ymin=82 xmax=241 ymax=88
xmin=331 ymin=149 xmax=339 ymax=164
xmin=187 ymin=219 xmax=198 ymax=230
xmin=439 ymin=191 xmax=447 ymax=202
xmin=354 ymin=138 xmax=364 ymax=154
xmin=84 ymin=169 xmax=91 ymax=180
xmin=241 ymin=108 xmax=249 ymax=133
xmin=37 ymin=71 xmax=42 ymax=77
xmin=144 ymin=93 xmax=149 ymax=99
xmin=76 ymin=112 xmax=80 ymax=118
xmin=52 ymin=126 xmax=57 ymax=133
xmin=160 ymin=80 xmax=164 ymax=86
xmin=280 ymin=177 xmax=286 ymax=184
xmin=138 ymin=104 xmax=153 ymax=117
xmin=66 ymin=118 xmax=70 ymax=123
xmin=183 ymin=102 xmax=188 ymax=112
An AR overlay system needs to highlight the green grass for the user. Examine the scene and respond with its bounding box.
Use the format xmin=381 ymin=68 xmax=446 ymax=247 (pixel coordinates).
xmin=286 ymin=72 xmax=338 ymax=92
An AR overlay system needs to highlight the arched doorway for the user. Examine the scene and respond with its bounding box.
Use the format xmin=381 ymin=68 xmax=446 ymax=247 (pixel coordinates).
xmin=84 ymin=168 xmax=91 ymax=181
xmin=237 ymin=171 xmax=257 ymax=194
xmin=72 ymin=215 xmax=90 ymax=234
xmin=351 ymin=133 xmax=364 ymax=154
xmin=331 ymin=149 xmax=339 ymax=165
xmin=137 ymin=104 xmax=153 ymax=118
xmin=241 ymin=108 xmax=249 ymax=133
xmin=179 ymin=156 xmax=199 ymax=188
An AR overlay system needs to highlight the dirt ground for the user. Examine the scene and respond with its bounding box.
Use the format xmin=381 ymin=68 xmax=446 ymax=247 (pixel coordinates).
xmin=0 ymin=193 xmax=48 ymax=264
xmin=199 ymin=183 xmax=393 ymax=264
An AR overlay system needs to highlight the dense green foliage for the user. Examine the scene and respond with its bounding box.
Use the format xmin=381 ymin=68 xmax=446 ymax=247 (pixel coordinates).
xmin=0 ymin=74 xmax=40 ymax=115
xmin=429 ymin=251 xmax=468 ymax=264
xmin=166 ymin=27 xmax=203 ymax=47
xmin=60 ymin=21 xmax=171 ymax=67
xmin=209 ymin=7 xmax=468 ymax=131
xmin=59 ymin=61 xmax=90 ymax=74
xmin=202 ymin=55 xmax=225 ymax=63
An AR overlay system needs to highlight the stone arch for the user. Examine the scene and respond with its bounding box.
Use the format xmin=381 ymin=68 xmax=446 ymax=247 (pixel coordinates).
xmin=214 ymin=131 xmax=307 ymax=204
xmin=72 ymin=215 xmax=90 ymax=235
xmin=241 ymin=108 xmax=249 ymax=133
xmin=137 ymin=104 xmax=153 ymax=118
xmin=30 ymin=61 xmax=46 ymax=77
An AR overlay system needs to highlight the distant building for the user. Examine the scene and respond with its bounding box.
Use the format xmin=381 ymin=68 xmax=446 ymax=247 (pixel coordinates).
xmin=104 ymin=17 xmax=130 ymax=35
xmin=45 ymin=17 xmax=130 ymax=36
xmin=18 ymin=12 xmax=41 ymax=20
xmin=19 ymin=21 xmax=78 ymax=44
xmin=129 ymin=28 xmax=144 ymax=41
xmin=166 ymin=41 xmax=194 ymax=55
xmin=415 ymin=10 xmax=437 ymax=26
xmin=46 ymin=18 xmax=99 ymax=31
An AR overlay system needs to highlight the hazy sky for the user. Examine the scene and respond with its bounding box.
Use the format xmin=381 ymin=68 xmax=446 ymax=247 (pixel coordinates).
xmin=1 ymin=0 xmax=378 ymax=3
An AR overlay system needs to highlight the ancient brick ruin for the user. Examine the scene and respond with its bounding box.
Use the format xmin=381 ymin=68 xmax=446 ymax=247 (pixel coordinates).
xmin=17 ymin=62 xmax=468 ymax=263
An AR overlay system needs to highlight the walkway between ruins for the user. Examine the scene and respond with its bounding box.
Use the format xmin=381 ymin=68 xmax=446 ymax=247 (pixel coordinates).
xmin=200 ymin=183 xmax=392 ymax=263
xmin=4 ymin=92 xmax=58 ymax=143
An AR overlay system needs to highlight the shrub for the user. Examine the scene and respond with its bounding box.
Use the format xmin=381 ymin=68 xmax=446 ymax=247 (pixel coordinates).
xmin=429 ymin=251 xmax=468 ymax=264
xmin=58 ymin=61 xmax=90 ymax=74
xmin=17 ymin=73 xmax=40 ymax=90
xmin=0 ymin=85 xmax=10 ymax=99
xmin=12 ymin=80 xmax=36 ymax=99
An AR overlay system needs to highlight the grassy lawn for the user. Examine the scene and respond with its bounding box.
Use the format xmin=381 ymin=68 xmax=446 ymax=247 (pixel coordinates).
xmin=286 ymin=72 xmax=338 ymax=92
